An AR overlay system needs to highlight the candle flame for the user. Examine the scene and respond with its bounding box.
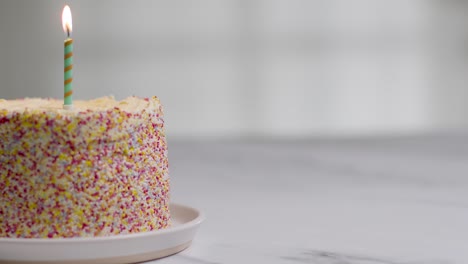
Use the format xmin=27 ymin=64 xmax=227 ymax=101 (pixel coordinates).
xmin=62 ymin=5 xmax=72 ymax=37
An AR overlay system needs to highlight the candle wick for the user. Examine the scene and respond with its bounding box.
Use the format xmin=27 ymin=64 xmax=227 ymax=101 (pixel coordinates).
xmin=67 ymin=28 xmax=70 ymax=38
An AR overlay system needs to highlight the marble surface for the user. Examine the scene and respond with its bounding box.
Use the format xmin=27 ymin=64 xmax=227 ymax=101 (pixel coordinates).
xmin=150 ymin=134 xmax=468 ymax=264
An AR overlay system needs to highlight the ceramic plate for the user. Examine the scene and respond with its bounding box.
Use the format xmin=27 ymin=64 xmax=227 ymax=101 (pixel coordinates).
xmin=0 ymin=203 xmax=204 ymax=264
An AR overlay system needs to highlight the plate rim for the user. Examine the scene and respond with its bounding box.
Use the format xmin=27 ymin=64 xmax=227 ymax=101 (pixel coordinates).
xmin=0 ymin=203 xmax=205 ymax=244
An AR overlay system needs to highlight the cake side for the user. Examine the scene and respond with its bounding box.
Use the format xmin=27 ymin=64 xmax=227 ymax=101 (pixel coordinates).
xmin=0 ymin=96 xmax=170 ymax=238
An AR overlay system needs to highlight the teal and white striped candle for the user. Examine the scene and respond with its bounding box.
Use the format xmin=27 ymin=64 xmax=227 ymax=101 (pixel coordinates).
xmin=62 ymin=5 xmax=73 ymax=109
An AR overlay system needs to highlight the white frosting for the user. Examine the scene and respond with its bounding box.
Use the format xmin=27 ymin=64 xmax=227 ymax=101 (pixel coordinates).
xmin=0 ymin=96 xmax=161 ymax=114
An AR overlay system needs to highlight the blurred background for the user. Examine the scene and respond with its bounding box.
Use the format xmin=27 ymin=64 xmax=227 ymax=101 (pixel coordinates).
xmin=0 ymin=0 xmax=467 ymax=139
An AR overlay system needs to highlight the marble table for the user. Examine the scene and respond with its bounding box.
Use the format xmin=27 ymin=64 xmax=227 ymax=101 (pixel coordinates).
xmin=151 ymin=134 xmax=468 ymax=264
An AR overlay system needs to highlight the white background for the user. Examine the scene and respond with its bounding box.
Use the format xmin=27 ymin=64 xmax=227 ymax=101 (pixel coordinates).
xmin=1 ymin=0 xmax=467 ymax=139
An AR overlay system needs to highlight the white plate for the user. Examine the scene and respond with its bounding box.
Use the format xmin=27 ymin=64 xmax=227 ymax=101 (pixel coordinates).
xmin=0 ymin=203 xmax=204 ymax=264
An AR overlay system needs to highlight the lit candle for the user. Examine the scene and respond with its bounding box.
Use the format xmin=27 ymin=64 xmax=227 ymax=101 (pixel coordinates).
xmin=62 ymin=5 xmax=73 ymax=109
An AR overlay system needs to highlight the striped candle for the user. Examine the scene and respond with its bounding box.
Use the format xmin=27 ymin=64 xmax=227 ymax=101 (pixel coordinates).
xmin=64 ymin=38 xmax=73 ymax=107
xmin=62 ymin=5 xmax=73 ymax=109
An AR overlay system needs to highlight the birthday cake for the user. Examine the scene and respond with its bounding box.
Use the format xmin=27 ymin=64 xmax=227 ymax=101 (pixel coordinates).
xmin=0 ymin=96 xmax=170 ymax=238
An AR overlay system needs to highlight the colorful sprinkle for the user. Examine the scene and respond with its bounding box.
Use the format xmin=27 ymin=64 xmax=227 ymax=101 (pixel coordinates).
xmin=0 ymin=96 xmax=170 ymax=238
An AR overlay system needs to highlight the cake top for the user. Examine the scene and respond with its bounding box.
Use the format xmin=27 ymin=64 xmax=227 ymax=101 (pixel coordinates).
xmin=0 ymin=96 xmax=161 ymax=115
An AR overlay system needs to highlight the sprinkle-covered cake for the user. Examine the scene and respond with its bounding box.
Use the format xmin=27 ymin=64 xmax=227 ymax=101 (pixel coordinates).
xmin=0 ymin=96 xmax=170 ymax=238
